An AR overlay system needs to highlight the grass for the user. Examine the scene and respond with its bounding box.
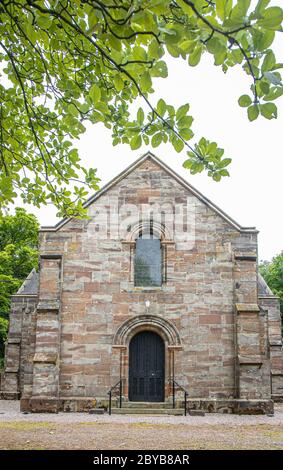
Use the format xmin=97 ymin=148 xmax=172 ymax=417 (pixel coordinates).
xmin=0 ymin=421 xmax=55 ymax=431
xmin=0 ymin=420 xmax=282 ymax=450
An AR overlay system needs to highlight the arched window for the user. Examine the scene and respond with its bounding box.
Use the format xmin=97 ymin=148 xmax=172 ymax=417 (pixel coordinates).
xmin=134 ymin=231 xmax=162 ymax=287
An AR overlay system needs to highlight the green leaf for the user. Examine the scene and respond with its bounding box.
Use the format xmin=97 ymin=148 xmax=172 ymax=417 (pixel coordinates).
xmin=215 ymin=0 xmax=233 ymax=21
xmin=151 ymin=132 xmax=163 ymax=148
xmin=179 ymin=128 xmax=193 ymax=140
xmin=257 ymin=7 xmax=283 ymax=30
xmin=183 ymin=159 xmax=193 ymax=169
xmin=234 ymin=0 xmax=251 ymax=17
xmin=260 ymin=102 xmax=277 ymax=119
xmin=140 ymin=72 xmax=152 ymax=92
xmin=254 ymin=30 xmax=275 ymax=52
xmin=254 ymin=0 xmax=271 ymax=16
xmin=259 ymin=80 xmax=270 ymax=94
xmin=130 ymin=135 xmax=142 ymax=150
xmin=79 ymin=103 xmax=89 ymax=114
xmin=263 ymin=87 xmax=283 ymax=101
xmin=218 ymin=158 xmax=232 ymax=168
xmin=190 ymin=162 xmax=204 ymax=174
xmin=108 ymin=34 xmax=122 ymax=52
xmin=179 ymin=40 xmax=196 ymax=54
xmin=156 ymin=99 xmax=166 ymax=117
xmin=113 ymin=75 xmax=124 ymax=92
xmin=151 ymin=61 xmax=168 ymax=78
xmin=225 ymin=0 xmax=251 ymax=27
xmin=177 ymin=116 xmax=193 ymax=129
xmin=247 ymin=104 xmax=259 ymax=121
xmin=175 ymin=0 xmax=194 ymax=16
xmin=143 ymin=135 xmax=149 ymax=145
xmin=88 ymin=9 xmax=98 ymax=30
xmin=213 ymin=173 xmax=221 ymax=182
xmin=214 ymin=47 xmax=227 ymax=66
xmin=172 ymin=136 xmax=184 ymax=153
xmin=89 ymin=84 xmax=101 ymax=105
xmin=231 ymin=48 xmax=243 ymax=64
xmin=137 ymin=108 xmax=144 ymax=125
xmin=189 ymin=46 xmax=202 ymax=67
xmin=176 ymin=104 xmax=190 ymax=121
xmin=261 ymin=50 xmax=276 ymax=73
xmin=238 ymin=95 xmax=252 ymax=107
xmin=36 ymin=15 xmax=53 ymax=29
xmin=68 ymin=103 xmax=79 ymax=117
xmin=166 ymin=44 xmax=180 ymax=58
xmin=148 ymin=40 xmax=162 ymax=59
xmin=264 ymin=71 xmax=282 ymax=86
xmin=219 ymin=169 xmax=230 ymax=177
xmin=133 ymin=46 xmax=147 ymax=61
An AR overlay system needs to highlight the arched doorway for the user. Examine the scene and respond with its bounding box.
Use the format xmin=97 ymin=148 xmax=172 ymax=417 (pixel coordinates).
xmin=129 ymin=331 xmax=165 ymax=402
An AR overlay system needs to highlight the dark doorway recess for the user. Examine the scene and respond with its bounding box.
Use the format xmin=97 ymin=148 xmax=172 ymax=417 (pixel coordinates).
xmin=129 ymin=331 xmax=165 ymax=402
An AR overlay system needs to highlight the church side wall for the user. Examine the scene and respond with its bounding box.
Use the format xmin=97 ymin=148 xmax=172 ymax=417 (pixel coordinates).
xmin=259 ymin=296 xmax=283 ymax=400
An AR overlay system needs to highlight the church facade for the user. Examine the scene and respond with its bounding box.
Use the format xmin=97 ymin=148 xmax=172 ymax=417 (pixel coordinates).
xmin=1 ymin=152 xmax=283 ymax=413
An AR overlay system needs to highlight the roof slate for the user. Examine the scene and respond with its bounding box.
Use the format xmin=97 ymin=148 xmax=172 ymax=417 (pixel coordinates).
xmin=16 ymin=268 xmax=39 ymax=295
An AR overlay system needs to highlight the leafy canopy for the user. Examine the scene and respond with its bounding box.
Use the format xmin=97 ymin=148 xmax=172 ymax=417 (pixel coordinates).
xmin=260 ymin=252 xmax=283 ymax=334
xmin=0 ymin=208 xmax=39 ymax=295
xmin=1 ymin=0 xmax=283 ymax=216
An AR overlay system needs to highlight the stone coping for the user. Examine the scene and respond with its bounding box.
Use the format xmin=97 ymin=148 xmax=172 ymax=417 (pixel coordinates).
xmin=238 ymin=355 xmax=263 ymax=365
xmin=33 ymin=353 xmax=57 ymax=364
xmin=0 ymin=391 xmax=20 ymax=400
xmin=270 ymin=341 xmax=283 ymax=347
xmin=37 ymin=300 xmax=60 ymax=312
xmin=4 ymin=367 xmax=19 ymax=373
xmin=121 ymin=286 xmax=175 ymax=294
xmin=7 ymin=338 xmax=21 ymax=344
xmin=234 ymin=251 xmax=257 ymax=261
xmin=235 ymin=303 xmax=260 ymax=313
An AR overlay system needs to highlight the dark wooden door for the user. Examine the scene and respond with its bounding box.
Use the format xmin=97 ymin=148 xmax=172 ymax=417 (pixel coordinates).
xmin=129 ymin=331 xmax=165 ymax=402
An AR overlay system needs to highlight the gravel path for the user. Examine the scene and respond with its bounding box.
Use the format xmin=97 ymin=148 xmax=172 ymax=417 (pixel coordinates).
xmin=1 ymin=400 xmax=283 ymax=425
xmin=0 ymin=401 xmax=283 ymax=449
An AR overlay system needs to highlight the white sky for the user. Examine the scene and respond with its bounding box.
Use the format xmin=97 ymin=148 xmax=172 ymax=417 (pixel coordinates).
xmin=26 ymin=54 xmax=282 ymax=262
xmin=15 ymin=3 xmax=283 ymax=262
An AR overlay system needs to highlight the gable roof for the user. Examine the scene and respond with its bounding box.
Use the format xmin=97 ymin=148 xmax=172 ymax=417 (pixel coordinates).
xmin=15 ymin=268 xmax=39 ymax=296
xmin=41 ymin=151 xmax=258 ymax=233
xmin=258 ymin=273 xmax=276 ymax=297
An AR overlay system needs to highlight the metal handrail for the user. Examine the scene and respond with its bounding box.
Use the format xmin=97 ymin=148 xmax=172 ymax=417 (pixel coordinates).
xmin=107 ymin=379 xmax=123 ymax=415
xmin=170 ymin=379 xmax=188 ymax=416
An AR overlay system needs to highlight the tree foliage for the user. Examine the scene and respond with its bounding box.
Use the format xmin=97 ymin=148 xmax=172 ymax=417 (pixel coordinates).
xmin=0 ymin=208 xmax=39 ymax=364
xmin=1 ymin=0 xmax=283 ymax=216
xmin=259 ymin=251 xmax=283 ymax=334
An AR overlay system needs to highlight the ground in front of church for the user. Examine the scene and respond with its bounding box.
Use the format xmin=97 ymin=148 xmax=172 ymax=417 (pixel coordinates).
xmin=0 ymin=401 xmax=282 ymax=450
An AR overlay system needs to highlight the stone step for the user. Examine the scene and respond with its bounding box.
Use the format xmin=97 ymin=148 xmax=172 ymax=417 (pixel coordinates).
xmin=117 ymin=402 xmax=174 ymax=409
xmin=111 ymin=408 xmax=184 ymax=415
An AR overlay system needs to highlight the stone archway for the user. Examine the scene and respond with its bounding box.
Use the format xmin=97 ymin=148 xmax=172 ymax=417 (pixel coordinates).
xmin=113 ymin=314 xmax=182 ymax=347
xmin=112 ymin=315 xmax=182 ymax=402
xmin=123 ymin=220 xmax=173 ymax=244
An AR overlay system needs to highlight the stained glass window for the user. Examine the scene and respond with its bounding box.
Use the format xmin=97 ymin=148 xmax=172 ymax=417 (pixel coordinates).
xmin=134 ymin=233 xmax=162 ymax=287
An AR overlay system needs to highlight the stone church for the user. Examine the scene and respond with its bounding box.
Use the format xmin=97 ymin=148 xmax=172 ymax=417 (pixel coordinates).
xmin=1 ymin=152 xmax=283 ymax=414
